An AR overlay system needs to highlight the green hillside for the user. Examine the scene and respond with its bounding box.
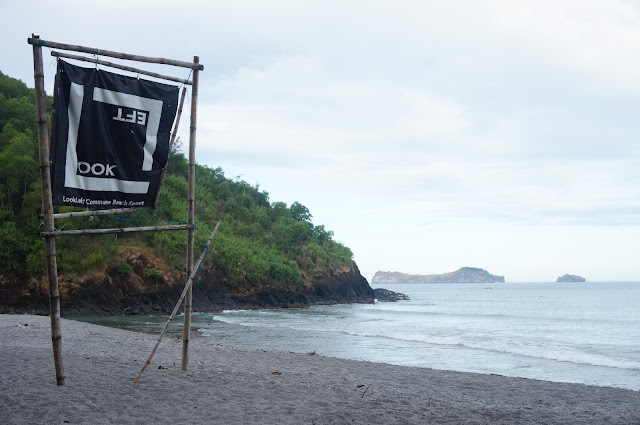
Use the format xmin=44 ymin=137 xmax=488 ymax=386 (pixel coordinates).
xmin=0 ymin=70 xmax=365 ymax=310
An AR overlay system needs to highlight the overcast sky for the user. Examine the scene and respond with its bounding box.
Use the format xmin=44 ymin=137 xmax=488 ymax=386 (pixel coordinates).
xmin=2 ymin=0 xmax=639 ymax=282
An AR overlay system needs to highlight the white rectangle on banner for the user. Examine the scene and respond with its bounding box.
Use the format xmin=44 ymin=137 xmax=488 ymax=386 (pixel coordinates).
xmin=64 ymin=83 xmax=150 ymax=194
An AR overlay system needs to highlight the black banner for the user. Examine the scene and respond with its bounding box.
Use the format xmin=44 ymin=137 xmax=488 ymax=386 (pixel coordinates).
xmin=50 ymin=60 xmax=179 ymax=209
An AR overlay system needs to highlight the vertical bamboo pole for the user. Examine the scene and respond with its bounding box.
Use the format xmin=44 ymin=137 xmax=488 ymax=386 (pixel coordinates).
xmin=31 ymin=34 xmax=65 ymax=385
xmin=182 ymin=56 xmax=199 ymax=370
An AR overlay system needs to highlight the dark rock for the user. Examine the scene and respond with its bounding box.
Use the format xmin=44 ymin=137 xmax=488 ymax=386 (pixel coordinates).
xmin=373 ymin=288 xmax=410 ymax=302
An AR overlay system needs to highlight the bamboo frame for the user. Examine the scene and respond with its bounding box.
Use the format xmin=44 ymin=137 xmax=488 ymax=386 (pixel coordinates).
xmin=27 ymin=37 xmax=204 ymax=71
xmin=28 ymin=34 xmax=204 ymax=384
xmin=50 ymin=51 xmax=193 ymax=85
xmin=134 ymin=220 xmax=220 ymax=383
xmin=40 ymin=224 xmax=193 ymax=238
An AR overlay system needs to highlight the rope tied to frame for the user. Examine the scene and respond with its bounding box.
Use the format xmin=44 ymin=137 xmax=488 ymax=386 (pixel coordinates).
xmin=196 ymin=250 xmax=206 ymax=285
xmin=37 ymin=39 xmax=48 ymax=47
xmin=197 ymin=241 xmax=211 ymax=284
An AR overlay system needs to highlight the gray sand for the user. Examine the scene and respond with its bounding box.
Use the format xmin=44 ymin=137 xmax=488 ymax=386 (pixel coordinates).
xmin=1 ymin=314 xmax=638 ymax=424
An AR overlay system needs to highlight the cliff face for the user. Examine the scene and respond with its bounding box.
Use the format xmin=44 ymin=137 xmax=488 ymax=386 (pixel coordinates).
xmin=0 ymin=251 xmax=374 ymax=315
xmin=372 ymin=267 xmax=505 ymax=284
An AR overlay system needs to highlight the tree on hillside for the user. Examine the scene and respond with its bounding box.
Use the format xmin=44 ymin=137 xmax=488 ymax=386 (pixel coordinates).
xmin=290 ymin=201 xmax=312 ymax=222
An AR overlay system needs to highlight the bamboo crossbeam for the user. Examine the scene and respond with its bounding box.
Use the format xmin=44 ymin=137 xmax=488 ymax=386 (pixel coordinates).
xmin=51 ymin=207 xmax=144 ymax=219
xmin=40 ymin=224 xmax=193 ymax=238
xmin=134 ymin=220 xmax=221 ymax=384
xmin=27 ymin=37 xmax=204 ymax=71
xmin=50 ymin=51 xmax=193 ymax=85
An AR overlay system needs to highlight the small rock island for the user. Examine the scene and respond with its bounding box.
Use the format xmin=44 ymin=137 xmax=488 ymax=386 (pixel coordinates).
xmin=372 ymin=267 xmax=505 ymax=284
xmin=556 ymin=274 xmax=586 ymax=282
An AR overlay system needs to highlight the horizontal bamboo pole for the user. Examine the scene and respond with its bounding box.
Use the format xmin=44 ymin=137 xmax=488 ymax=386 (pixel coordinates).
xmin=40 ymin=224 xmax=194 ymax=238
xmin=51 ymin=207 xmax=144 ymax=219
xmin=135 ymin=220 xmax=221 ymax=383
xmin=51 ymin=51 xmax=192 ymax=85
xmin=27 ymin=37 xmax=204 ymax=71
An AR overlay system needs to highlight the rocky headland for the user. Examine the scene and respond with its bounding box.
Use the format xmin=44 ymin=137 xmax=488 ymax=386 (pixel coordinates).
xmin=556 ymin=274 xmax=586 ymax=282
xmin=0 ymin=251 xmax=375 ymax=316
xmin=372 ymin=267 xmax=505 ymax=284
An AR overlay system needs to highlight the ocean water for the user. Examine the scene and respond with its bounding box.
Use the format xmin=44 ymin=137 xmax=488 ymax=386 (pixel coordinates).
xmin=77 ymin=281 xmax=640 ymax=391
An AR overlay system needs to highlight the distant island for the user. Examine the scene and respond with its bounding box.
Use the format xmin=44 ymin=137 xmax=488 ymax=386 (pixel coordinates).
xmin=372 ymin=267 xmax=505 ymax=284
xmin=557 ymin=274 xmax=586 ymax=282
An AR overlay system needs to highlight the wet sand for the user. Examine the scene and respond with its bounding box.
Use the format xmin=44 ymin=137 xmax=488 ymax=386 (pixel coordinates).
xmin=1 ymin=314 xmax=638 ymax=424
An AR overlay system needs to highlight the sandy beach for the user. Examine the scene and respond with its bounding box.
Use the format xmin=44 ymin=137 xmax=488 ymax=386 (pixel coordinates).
xmin=1 ymin=314 xmax=638 ymax=424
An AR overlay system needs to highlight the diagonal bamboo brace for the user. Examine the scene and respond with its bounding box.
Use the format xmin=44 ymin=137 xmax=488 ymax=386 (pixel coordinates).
xmin=134 ymin=220 xmax=220 ymax=383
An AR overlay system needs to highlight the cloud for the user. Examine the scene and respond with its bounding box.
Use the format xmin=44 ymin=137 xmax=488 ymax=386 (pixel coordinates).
xmin=191 ymin=35 xmax=640 ymax=231
xmin=486 ymin=0 xmax=640 ymax=94
xmin=197 ymin=55 xmax=471 ymax=162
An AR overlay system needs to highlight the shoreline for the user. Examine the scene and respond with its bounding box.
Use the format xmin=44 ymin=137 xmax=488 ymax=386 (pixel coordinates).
xmin=0 ymin=284 xmax=405 ymax=317
xmin=0 ymin=295 xmax=381 ymax=317
xmin=1 ymin=314 xmax=638 ymax=424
